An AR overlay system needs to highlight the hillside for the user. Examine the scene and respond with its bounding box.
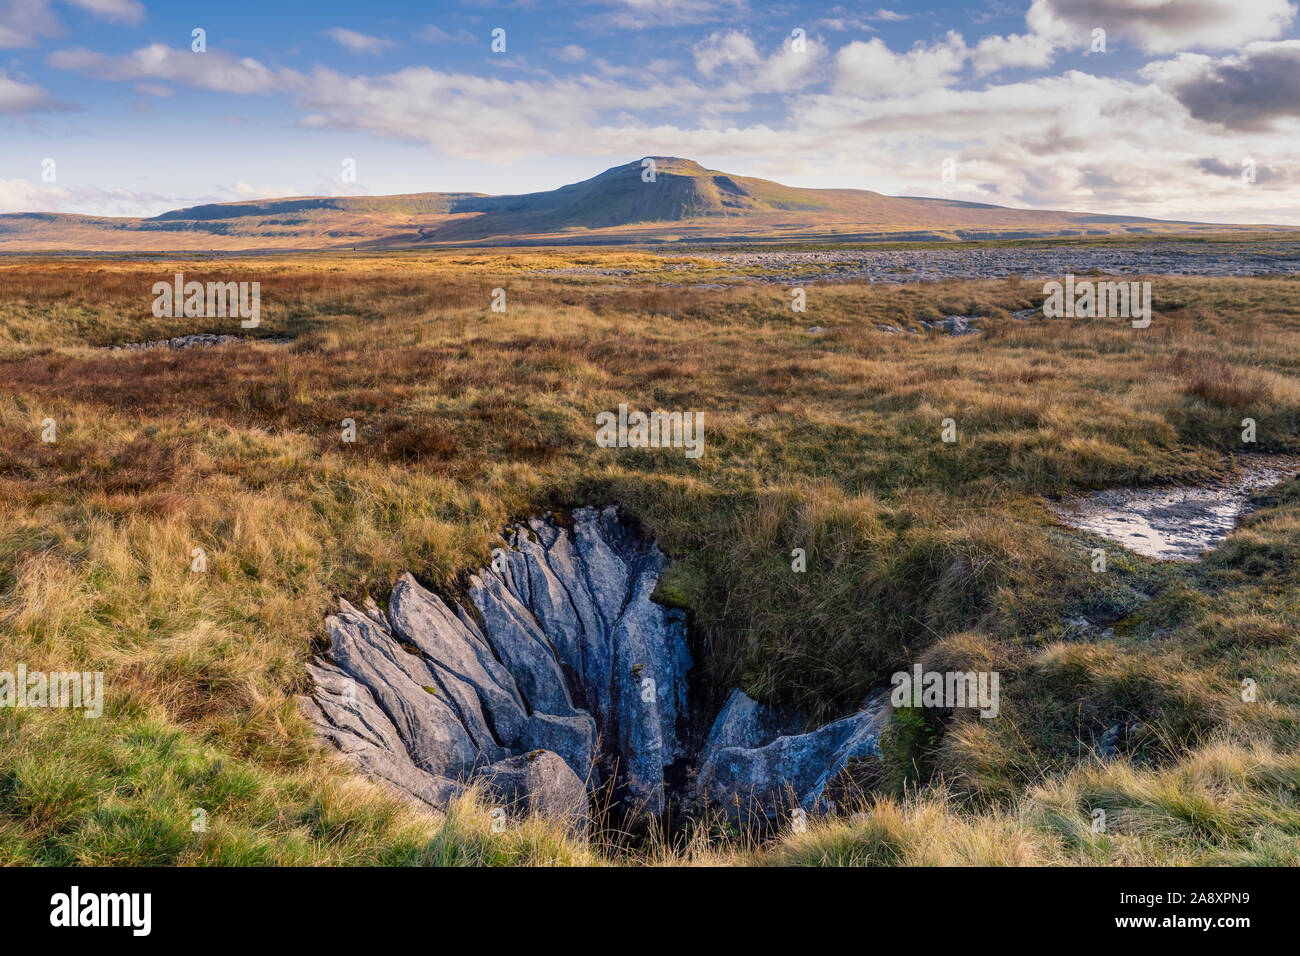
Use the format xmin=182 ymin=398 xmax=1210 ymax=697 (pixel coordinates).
xmin=0 ymin=158 xmax=1271 ymax=253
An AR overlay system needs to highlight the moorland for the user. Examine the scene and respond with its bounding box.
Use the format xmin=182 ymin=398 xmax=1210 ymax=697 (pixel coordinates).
xmin=1 ymin=246 xmax=1299 ymax=865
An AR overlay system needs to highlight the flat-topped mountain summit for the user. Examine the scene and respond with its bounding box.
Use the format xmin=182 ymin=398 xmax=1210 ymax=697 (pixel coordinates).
xmin=0 ymin=156 xmax=1272 ymax=252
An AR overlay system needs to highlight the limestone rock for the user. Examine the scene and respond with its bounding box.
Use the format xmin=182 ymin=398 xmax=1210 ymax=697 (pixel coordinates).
xmin=698 ymin=694 xmax=891 ymax=823
xmin=298 ymin=663 xmax=462 ymax=808
xmin=306 ymin=506 xmax=693 ymax=834
xmin=920 ymin=315 xmax=980 ymax=336
xmin=324 ymin=602 xmax=481 ymax=780
xmin=388 ymin=574 xmax=530 ymax=748
xmin=306 ymin=505 xmax=893 ymax=835
xmin=698 ymin=688 xmax=804 ymax=769
xmin=476 ymin=750 xmax=590 ymax=838
xmin=468 ymin=572 xmax=582 ymax=719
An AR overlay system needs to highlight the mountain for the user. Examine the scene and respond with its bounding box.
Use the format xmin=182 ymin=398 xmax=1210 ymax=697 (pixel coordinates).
xmin=0 ymin=157 xmax=1270 ymax=252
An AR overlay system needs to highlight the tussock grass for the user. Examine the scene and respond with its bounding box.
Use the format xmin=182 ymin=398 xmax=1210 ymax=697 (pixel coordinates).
xmin=1 ymin=253 xmax=1299 ymax=864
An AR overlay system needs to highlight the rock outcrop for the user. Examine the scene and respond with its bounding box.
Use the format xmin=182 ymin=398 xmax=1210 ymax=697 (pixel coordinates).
xmin=697 ymin=689 xmax=891 ymax=823
xmin=110 ymin=334 xmax=292 ymax=352
xmin=303 ymin=506 xmax=691 ymax=831
xmin=111 ymin=333 xmax=242 ymax=351
xmin=665 ymin=244 xmax=1300 ymax=286
xmin=476 ymin=750 xmax=591 ymax=835
xmin=920 ymin=315 xmax=980 ymax=336
xmin=303 ymin=505 xmax=891 ymax=837
xmin=877 ymin=315 xmax=981 ymax=336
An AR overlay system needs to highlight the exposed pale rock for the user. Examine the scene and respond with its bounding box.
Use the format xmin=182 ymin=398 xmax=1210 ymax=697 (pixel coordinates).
xmin=527 ymin=518 xmax=616 ymax=725
xmin=469 ymin=572 xmax=582 ymax=719
xmin=112 ymin=333 xmax=241 ymax=351
xmin=521 ymin=712 xmax=597 ymax=783
xmin=306 ymin=506 xmax=888 ymax=834
xmin=611 ymin=557 xmax=691 ymax=813
xmin=324 ymin=602 xmax=481 ymax=780
xmin=661 ymin=243 xmax=1300 ymax=286
xmin=388 ymin=574 xmax=530 ymax=748
xmin=110 ymin=333 xmax=293 ymax=351
xmin=299 ymin=662 xmax=461 ymax=808
xmin=920 ymin=315 xmax=980 ymax=336
xmin=306 ymin=507 xmax=692 ymax=831
xmin=361 ymin=594 xmax=391 ymax=630
xmin=698 ymin=693 xmax=891 ymax=823
xmin=699 ymin=688 xmax=804 ymax=768
xmin=477 ymin=751 xmax=590 ymax=838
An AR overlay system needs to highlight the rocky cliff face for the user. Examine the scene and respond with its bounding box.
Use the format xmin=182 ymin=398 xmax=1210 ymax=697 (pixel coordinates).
xmin=302 ymin=506 xmax=889 ymax=836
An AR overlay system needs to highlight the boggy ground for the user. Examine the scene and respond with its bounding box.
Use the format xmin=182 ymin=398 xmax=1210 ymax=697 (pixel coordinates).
xmin=1 ymin=248 xmax=1299 ymax=865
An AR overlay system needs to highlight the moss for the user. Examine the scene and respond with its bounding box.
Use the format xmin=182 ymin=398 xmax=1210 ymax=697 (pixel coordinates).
xmin=650 ymin=560 xmax=704 ymax=610
xmin=878 ymin=707 xmax=939 ymax=797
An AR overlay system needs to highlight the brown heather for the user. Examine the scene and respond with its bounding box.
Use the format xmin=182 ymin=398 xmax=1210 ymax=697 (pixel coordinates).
xmin=0 ymin=250 xmax=1298 ymax=865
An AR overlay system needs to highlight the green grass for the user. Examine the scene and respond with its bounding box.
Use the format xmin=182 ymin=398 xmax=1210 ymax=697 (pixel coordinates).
xmin=1 ymin=252 xmax=1299 ymax=864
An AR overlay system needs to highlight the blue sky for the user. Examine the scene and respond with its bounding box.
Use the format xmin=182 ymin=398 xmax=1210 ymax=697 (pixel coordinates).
xmin=3 ymin=0 xmax=1300 ymax=223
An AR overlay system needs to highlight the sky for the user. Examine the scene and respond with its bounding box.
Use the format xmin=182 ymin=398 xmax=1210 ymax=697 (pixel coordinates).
xmin=2 ymin=0 xmax=1299 ymax=224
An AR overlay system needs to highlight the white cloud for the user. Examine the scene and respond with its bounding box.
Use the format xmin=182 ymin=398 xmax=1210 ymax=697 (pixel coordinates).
xmin=0 ymin=0 xmax=143 ymax=47
xmin=759 ymin=36 xmax=824 ymax=92
xmin=972 ymin=32 xmax=1055 ymax=74
xmin=48 ymin=45 xmax=285 ymax=95
xmin=1142 ymin=40 xmax=1300 ymax=131
xmin=0 ymin=178 xmax=178 ymax=216
xmin=415 ymin=24 xmax=476 ymax=45
xmin=0 ymin=0 xmax=63 ymax=47
xmin=1026 ymin=0 xmax=1297 ymax=53
xmin=221 ymin=176 xmax=371 ymax=200
xmin=694 ymin=31 xmax=760 ymax=75
xmin=0 ymin=69 xmax=57 ymax=112
xmin=0 ymin=172 xmax=367 ymax=217
xmin=323 ymin=28 xmax=395 ymax=55
xmin=835 ymin=32 xmax=967 ymax=96
xmin=693 ymin=30 xmax=824 ymax=96
xmin=64 ymin=0 xmax=144 ymax=24
xmin=583 ymin=0 xmax=748 ymax=30
xmin=291 ymin=67 xmax=617 ymax=161
xmin=813 ymin=16 xmax=875 ymax=32
xmin=811 ymin=4 xmax=881 ymax=31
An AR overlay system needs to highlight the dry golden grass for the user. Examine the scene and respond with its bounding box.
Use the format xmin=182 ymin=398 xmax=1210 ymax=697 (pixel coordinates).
xmin=0 ymin=251 xmax=1298 ymax=864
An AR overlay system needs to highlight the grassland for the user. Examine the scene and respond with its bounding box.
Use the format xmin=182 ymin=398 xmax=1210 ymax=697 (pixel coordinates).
xmin=1 ymin=248 xmax=1299 ymax=865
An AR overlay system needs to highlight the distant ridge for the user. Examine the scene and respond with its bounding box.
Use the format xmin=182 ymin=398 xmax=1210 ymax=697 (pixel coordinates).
xmin=0 ymin=156 xmax=1277 ymax=252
